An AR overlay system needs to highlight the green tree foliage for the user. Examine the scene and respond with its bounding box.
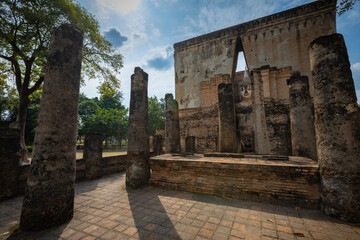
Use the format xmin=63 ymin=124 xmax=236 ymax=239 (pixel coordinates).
xmin=338 ymin=0 xmax=359 ymax=15
xmin=78 ymin=90 xmax=128 ymax=146
xmin=0 ymin=0 xmax=123 ymax=162
xmin=78 ymin=93 xmax=100 ymax=121
xmin=81 ymin=108 xmax=128 ymax=146
xmin=148 ymin=96 xmax=165 ymax=136
xmin=97 ymin=82 xmax=125 ymax=110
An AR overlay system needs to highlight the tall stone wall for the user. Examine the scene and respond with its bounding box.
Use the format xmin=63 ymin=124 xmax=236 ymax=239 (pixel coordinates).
xmin=174 ymin=0 xmax=336 ymax=109
xmin=174 ymin=1 xmax=336 ymax=154
xmin=310 ymin=34 xmax=360 ymax=223
xmin=174 ymin=37 xmax=237 ymax=110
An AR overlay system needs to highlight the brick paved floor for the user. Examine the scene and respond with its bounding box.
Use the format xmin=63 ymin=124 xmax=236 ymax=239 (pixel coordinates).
xmin=1 ymin=172 xmax=359 ymax=240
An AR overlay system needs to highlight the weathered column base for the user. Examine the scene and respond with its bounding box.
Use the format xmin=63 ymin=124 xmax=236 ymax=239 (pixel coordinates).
xmin=320 ymin=173 xmax=360 ymax=223
xmin=20 ymin=187 xmax=74 ymax=231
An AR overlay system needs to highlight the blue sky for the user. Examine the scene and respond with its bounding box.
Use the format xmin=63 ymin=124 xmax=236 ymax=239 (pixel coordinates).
xmin=78 ymin=0 xmax=360 ymax=106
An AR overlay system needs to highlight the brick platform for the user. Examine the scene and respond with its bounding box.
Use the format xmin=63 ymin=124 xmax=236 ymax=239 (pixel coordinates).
xmin=150 ymin=154 xmax=320 ymax=209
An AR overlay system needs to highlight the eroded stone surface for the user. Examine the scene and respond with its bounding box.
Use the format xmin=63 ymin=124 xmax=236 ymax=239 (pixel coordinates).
xmin=126 ymin=67 xmax=150 ymax=189
xmin=153 ymin=135 xmax=163 ymax=156
xmin=309 ymin=33 xmax=360 ymax=223
xmin=20 ymin=24 xmax=84 ymax=231
xmin=84 ymin=133 xmax=105 ymax=180
xmin=185 ymin=136 xmax=196 ymax=153
xmin=165 ymin=94 xmax=181 ymax=153
xmin=288 ymin=73 xmax=317 ymax=160
xmin=218 ymin=83 xmax=236 ymax=153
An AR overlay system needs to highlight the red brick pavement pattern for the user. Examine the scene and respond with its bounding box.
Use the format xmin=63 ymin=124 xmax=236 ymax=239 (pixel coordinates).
xmin=1 ymin=172 xmax=359 ymax=240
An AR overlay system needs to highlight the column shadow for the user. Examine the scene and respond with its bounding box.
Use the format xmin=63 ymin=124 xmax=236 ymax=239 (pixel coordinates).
xmin=127 ymin=187 xmax=181 ymax=239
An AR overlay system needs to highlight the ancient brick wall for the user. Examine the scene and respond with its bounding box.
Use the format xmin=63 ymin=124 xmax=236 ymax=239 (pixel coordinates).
xmin=179 ymin=107 xmax=218 ymax=153
xmin=200 ymin=74 xmax=231 ymax=108
xmin=8 ymin=155 xmax=127 ymax=199
xmin=150 ymin=157 xmax=320 ymax=208
xmin=264 ymin=100 xmax=292 ymax=155
xmin=252 ymin=66 xmax=292 ymax=155
xmin=179 ymin=74 xmax=230 ymax=152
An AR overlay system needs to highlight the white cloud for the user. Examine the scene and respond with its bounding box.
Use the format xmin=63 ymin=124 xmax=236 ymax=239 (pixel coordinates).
xmin=151 ymin=0 xmax=178 ymax=7
xmin=184 ymin=0 xmax=280 ymax=36
xmin=351 ymin=62 xmax=360 ymax=72
xmin=95 ymin=0 xmax=141 ymax=15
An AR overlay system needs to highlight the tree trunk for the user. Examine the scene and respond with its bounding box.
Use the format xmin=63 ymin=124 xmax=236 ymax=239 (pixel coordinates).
xmin=10 ymin=92 xmax=30 ymax=164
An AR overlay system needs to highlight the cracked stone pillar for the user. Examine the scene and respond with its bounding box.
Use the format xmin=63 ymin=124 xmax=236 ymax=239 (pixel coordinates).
xmin=126 ymin=67 xmax=150 ymax=189
xmin=185 ymin=136 xmax=196 ymax=153
xmin=153 ymin=135 xmax=163 ymax=156
xmin=20 ymin=24 xmax=83 ymax=231
xmin=309 ymin=33 xmax=360 ymax=223
xmin=218 ymin=83 xmax=237 ymax=153
xmin=0 ymin=127 xmax=20 ymax=200
xmin=165 ymin=94 xmax=180 ymax=153
xmin=288 ymin=73 xmax=317 ymax=160
xmin=84 ymin=133 xmax=105 ymax=180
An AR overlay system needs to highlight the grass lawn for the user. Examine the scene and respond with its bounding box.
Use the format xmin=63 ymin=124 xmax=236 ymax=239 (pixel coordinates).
xmin=76 ymin=149 xmax=127 ymax=159
xmin=28 ymin=149 xmax=127 ymax=161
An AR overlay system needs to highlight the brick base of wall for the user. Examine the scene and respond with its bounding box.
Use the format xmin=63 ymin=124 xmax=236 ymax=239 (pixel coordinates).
xmin=150 ymin=154 xmax=320 ymax=209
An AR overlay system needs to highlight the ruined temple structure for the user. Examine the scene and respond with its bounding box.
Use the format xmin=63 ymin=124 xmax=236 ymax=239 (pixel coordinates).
xmin=174 ymin=0 xmax=337 ymax=155
xmin=165 ymin=0 xmax=360 ymax=223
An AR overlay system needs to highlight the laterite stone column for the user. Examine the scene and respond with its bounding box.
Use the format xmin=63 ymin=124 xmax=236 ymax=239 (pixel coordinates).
xmin=288 ymin=73 xmax=317 ymax=160
xmin=20 ymin=24 xmax=83 ymax=231
xmin=185 ymin=136 xmax=196 ymax=153
xmin=165 ymin=94 xmax=180 ymax=153
xmin=153 ymin=135 xmax=163 ymax=156
xmin=218 ymin=83 xmax=237 ymax=152
xmin=126 ymin=67 xmax=150 ymax=189
xmin=309 ymin=33 xmax=360 ymax=223
xmin=84 ymin=133 xmax=105 ymax=180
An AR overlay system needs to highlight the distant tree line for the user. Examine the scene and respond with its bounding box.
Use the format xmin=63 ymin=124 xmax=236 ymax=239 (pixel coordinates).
xmin=1 ymin=80 xmax=166 ymax=149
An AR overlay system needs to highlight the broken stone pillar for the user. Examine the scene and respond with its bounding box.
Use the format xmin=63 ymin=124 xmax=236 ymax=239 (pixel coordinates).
xmin=185 ymin=136 xmax=196 ymax=153
xmin=251 ymin=69 xmax=271 ymax=154
xmin=20 ymin=24 xmax=83 ymax=231
xmin=288 ymin=73 xmax=317 ymax=160
xmin=165 ymin=94 xmax=180 ymax=153
xmin=126 ymin=67 xmax=150 ymax=189
xmin=0 ymin=127 xmax=20 ymax=200
xmin=84 ymin=133 xmax=105 ymax=180
xmin=153 ymin=135 xmax=163 ymax=156
xmin=309 ymin=33 xmax=360 ymax=223
xmin=218 ymin=83 xmax=237 ymax=152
